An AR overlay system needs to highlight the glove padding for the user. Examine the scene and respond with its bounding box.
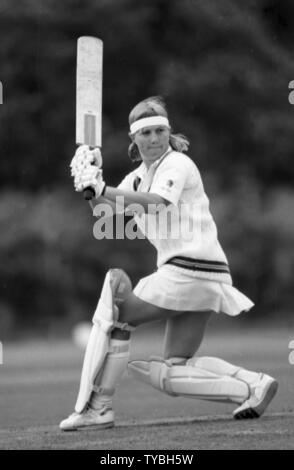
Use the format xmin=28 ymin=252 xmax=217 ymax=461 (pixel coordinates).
xmin=70 ymin=145 xmax=103 ymax=178
xmin=74 ymin=166 xmax=106 ymax=198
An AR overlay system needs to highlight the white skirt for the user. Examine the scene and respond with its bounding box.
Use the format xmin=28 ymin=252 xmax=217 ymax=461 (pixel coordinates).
xmin=133 ymin=265 xmax=254 ymax=316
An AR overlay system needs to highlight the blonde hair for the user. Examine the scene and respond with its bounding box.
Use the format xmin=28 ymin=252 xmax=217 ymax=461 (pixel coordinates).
xmin=128 ymin=96 xmax=190 ymax=162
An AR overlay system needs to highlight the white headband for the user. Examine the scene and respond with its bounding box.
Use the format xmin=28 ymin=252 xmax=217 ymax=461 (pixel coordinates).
xmin=130 ymin=116 xmax=170 ymax=134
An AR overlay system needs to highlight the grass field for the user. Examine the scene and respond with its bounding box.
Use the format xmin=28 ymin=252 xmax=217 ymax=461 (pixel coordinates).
xmin=0 ymin=324 xmax=293 ymax=450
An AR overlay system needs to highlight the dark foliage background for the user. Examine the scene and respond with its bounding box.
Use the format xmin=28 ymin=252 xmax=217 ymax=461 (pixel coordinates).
xmin=0 ymin=0 xmax=294 ymax=337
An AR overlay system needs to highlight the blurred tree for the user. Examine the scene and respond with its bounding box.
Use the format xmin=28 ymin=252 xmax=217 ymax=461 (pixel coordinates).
xmin=0 ymin=0 xmax=294 ymax=190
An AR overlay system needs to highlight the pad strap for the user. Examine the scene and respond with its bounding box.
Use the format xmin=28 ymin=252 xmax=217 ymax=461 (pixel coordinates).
xmin=113 ymin=320 xmax=135 ymax=332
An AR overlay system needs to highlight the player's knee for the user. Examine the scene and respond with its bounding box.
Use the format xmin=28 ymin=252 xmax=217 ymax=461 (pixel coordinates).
xmin=129 ymin=356 xmax=189 ymax=395
xmin=128 ymin=357 xmax=172 ymax=394
xmin=149 ymin=357 xmax=187 ymax=394
xmin=108 ymin=268 xmax=132 ymax=305
xmin=107 ymin=268 xmax=134 ymax=333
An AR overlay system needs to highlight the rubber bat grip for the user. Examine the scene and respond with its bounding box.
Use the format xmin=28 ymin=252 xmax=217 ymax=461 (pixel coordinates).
xmin=83 ymin=187 xmax=96 ymax=200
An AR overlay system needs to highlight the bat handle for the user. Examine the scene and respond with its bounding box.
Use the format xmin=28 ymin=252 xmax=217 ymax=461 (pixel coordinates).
xmin=82 ymin=148 xmax=102 ymax=201
xmin=83 ymin=187 xmax=96 ymax=200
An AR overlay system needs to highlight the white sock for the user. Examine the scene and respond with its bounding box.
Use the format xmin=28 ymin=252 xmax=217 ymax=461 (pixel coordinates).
xmin=90 ymin=338 xmax=130 ymax=410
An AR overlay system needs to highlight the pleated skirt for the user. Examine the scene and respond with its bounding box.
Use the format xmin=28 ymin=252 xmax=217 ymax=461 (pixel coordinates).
xmin=133 ymin=264 xmax=254 ymax=315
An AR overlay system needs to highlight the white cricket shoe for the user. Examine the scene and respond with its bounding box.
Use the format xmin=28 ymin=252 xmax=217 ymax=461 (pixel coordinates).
xmin=233 ymin=373 xmax=278 ymax=420
xmin=59 ymin=405 xmax=114 ymax=431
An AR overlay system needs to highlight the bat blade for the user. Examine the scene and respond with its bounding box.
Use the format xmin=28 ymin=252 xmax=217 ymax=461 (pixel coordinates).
xmin=76 ymin=36 xmax=103 ymax=199
xmin=76 ymin=36 xmax=103 ymax=147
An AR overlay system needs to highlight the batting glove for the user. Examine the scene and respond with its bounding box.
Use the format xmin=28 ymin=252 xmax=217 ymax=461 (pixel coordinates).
xmin=74 ymin=166 xmax=106 ymax=198
xmin=70 ymin=145 xmax=103 ymax=178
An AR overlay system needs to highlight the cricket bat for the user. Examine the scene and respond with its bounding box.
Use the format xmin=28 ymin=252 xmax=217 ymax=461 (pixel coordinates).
xmin=76 ymin=36 xmax=103 ymax=200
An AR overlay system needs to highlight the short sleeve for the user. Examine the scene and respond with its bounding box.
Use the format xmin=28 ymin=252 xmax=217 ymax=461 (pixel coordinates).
xmin=149 ymin=153 xmax=191 ymax=206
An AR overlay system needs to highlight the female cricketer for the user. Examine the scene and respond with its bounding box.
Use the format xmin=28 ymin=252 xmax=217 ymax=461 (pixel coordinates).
xmin=60 ymin=96 xmax=278 ymax=430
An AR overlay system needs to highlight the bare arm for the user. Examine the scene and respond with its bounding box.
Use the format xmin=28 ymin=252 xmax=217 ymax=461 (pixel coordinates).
xmin=104 ymin=187 xmax=169 ymax=211
xmin=88 ymin=195 xmax=118 ymax=214
xmin=88 ymin=186 xmax=170 ymax=216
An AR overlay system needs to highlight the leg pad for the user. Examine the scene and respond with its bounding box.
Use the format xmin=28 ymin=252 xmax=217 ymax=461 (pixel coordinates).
xmin=75 ymin=269 xmax=133 ymax=413
xmin=128 ymin=356 xmax=249 ymax=404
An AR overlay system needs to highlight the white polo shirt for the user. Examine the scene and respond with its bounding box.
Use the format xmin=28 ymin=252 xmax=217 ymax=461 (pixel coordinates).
xmin=117 ymin=148 xmax=232 ymax=284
